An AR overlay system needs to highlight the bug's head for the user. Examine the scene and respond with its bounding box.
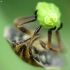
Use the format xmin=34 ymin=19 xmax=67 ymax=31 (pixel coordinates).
xmin=36 ymin=2 xmax=61 ymax=29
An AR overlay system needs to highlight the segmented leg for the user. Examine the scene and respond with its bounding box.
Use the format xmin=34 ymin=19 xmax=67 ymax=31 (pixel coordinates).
xmin=6 ymin=38 xmax=28 ymax=55
xmin=6 ymin=25 xmax=42 ymax=61
xmin=27 ymin=25 xmax=42 ymax=47
xmin=25 ymin=25 xmax=42 ymax=60
xmin=14 ymin=11 xmax=37 ymax=35
xmin=40 ymin=22 xmax=63 ymax=53
xmin=50 ymin=22 xmax=63 ymax=52
xmin=39 ymin=27 xmax=56 ymax=50
xmin=12 ymin=10 xmax=38 ymax=59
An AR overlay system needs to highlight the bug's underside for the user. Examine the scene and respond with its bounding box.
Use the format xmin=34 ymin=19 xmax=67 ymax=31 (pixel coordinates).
xmin=4 ymin=26 xmax=64 ymax=68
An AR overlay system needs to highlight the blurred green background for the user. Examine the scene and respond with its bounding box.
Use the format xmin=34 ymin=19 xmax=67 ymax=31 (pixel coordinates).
xmin=0 ymin=0 xmax=70 ymax=70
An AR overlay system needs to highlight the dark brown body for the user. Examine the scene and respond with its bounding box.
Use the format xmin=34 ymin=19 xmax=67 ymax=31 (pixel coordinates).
xmin=5 ymin=10 xmax=63 ymax=68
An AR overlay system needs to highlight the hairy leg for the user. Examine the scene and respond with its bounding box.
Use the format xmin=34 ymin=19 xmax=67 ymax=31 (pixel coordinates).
xmin=39 ymin=27 xmax=56 ymax=50
xmin=14 ymin=11 xmax=37 ymax=35
xmin=50 ymin=22 xmax=63 ymax=52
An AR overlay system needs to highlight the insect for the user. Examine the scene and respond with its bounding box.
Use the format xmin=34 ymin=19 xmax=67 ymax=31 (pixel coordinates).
xmin=4 ymin=2 xmax=64 ymax=69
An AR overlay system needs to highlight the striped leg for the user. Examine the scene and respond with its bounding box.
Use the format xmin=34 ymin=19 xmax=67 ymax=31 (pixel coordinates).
xmin=14 ymin=11 xmax=37 ymax=35
xmin=39 ymin=27 xmax=56 ymax=50
xmin=50 ymin=22 xmax=63 ymax=52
